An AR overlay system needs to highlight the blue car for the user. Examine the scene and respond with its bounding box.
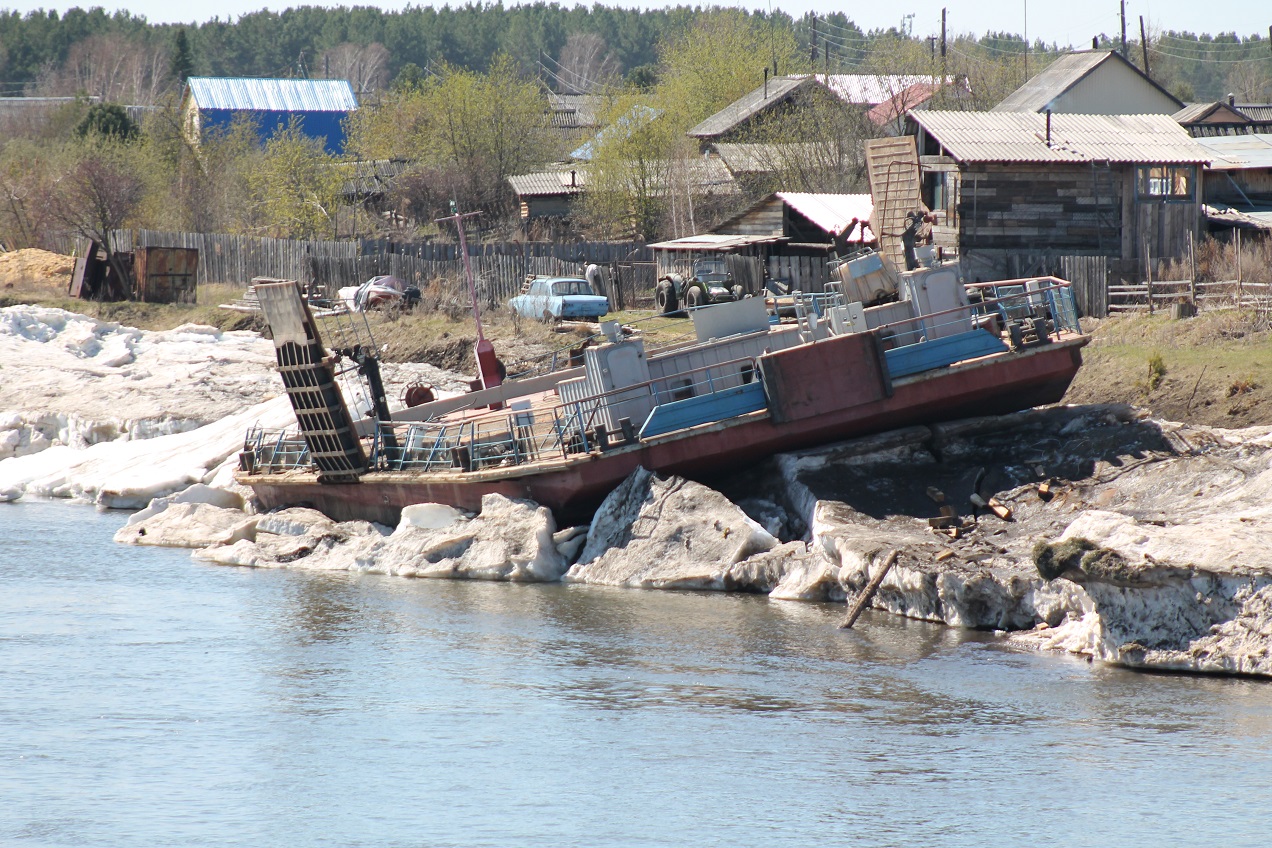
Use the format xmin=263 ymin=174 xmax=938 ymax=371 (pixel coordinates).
xmin=508 ymin=276 xmax=609 ymax=321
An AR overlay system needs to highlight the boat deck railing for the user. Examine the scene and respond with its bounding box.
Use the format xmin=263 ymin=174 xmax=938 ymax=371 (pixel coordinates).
xmin=240 ymin=425 xmax=310 ymax=473
xmin=365 ymin=355 xmax=762 ymax=473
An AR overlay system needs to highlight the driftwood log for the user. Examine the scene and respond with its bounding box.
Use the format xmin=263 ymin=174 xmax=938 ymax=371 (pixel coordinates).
xmin=840 ymin=550 xmax=900 ymax=629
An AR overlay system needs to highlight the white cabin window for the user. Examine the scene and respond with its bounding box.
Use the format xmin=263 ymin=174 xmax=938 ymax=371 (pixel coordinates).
xmin=1136 ymin=165 xmax=1193 ymax=200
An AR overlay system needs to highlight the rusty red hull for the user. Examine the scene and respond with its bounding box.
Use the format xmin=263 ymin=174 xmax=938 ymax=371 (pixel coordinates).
xmin=242 ymin=337 xmax=1086 ymax=525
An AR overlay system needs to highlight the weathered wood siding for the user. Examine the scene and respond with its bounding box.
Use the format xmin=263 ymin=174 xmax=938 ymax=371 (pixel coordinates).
xmin=715 ymin=198 xmax=785 ymax=236
xmin=955 ymin=163 xmax=1124 ymax=254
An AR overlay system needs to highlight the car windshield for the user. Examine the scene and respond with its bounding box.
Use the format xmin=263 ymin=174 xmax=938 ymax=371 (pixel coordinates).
xmin=552 ymin=280 xmax=594 ymax=296
xmin=694 ymin=260 xmax=729 ymax=283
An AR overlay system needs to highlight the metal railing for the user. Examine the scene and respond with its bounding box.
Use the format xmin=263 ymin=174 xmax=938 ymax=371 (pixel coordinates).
xmin=241 ymin=426 xmax=310 ymax=472
xmin=362 ymin=355 xmax=762 ymax=474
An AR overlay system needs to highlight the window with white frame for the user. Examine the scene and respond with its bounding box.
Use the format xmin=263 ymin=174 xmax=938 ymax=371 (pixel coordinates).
xmin=1136 ymin=165 xmax=1193 ymax=200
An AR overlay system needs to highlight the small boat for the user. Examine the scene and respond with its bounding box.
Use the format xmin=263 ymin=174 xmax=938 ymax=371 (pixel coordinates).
xmin=237 ymin=260 xmax=1087 ymax=524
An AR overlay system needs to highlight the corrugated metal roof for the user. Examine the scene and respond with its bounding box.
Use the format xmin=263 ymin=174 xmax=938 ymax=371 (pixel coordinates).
xmin=688 ymin=77 xmax=811 ymax=138
xmin=1172 ymin=102 xmax=1250 ymax=124
xmin=571 ymin=104 xmax=660 ymax=160
xmin=993 ymin=51 xmax=1111 ymax=112
xmin=507 ymin=170 xmax=588 ymax=196
xmin=912 ymin=111 xmax=1209 ymax=164
xmin=547 ymin=93 xmax=602 ymax=127
xmin=647 ymin=233 xmax=785 ymax=250
xmin=337 ymin=159 xmax=409 ymax=197
xmin=1193 ymin=134 xmax=1272 ymax=171
xmin=813 ymin=74 xmax=949 ymax=106
xmin=1236 ymin=104 xmax=1272 ymax=123
xmin=777 ymin=192 xmax=874 ymax=239
xmin=714 ymin=142 xmax=831 ymax=173
xmin=867 ymin=81 xmax=943 ymax=126
xmin=187 ymin=77 xmax=358 ymax=112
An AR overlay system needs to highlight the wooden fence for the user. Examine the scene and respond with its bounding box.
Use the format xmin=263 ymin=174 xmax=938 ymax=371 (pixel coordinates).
xmin=1108 ymin=280 xmax=1272 ymax=314
xmin=84 ymin=230 xmax=649 ymax=305
xmin=1007 ymin=253 xmax=1109 ymax=318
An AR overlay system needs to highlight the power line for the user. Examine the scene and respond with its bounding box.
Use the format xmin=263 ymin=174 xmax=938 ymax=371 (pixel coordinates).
xmin=1147 ymin=45 xmax=1271 ymax=64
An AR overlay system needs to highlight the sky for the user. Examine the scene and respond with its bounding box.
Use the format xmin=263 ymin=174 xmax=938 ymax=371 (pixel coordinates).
xmin=0 ymin=0 xmax=1266 ymax=47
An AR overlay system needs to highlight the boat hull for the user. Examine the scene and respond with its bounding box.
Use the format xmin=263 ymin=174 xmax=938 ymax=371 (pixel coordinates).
xmin=241 ymin=337 xmax=1086 ymax=525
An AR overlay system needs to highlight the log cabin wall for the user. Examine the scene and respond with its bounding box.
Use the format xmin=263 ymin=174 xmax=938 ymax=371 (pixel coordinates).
xmin=940 ymin=161 xmax=1200 ymax=276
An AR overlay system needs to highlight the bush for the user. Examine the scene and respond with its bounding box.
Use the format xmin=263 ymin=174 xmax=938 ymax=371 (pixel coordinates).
xmin=1147 ymin=351 xmax=1166 ymax=391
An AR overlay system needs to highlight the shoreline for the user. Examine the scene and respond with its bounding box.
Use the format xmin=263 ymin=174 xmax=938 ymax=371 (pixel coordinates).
xmin=4 ymin=301 xmax=1272 ymax=679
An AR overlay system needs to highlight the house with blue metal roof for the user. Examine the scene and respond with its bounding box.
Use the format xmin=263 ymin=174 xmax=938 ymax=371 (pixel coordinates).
xmin=182 ymin=77 xmax=358 ymax=155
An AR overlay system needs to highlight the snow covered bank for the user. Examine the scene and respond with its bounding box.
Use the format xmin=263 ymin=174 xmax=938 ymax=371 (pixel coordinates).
xmin=0 ymin=395 xmax=295 ymax=507
xmin=0 ymin=305 xmax=293 ymax=505
xmin=0 ymin=306 xmax=281 ymax=437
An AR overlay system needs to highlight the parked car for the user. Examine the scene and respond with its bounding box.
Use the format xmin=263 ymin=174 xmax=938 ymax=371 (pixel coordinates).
xmin=337 ymin=275 xmax=420 ymax=312
xmin=508 ymin=276 xmax=609 ymax=321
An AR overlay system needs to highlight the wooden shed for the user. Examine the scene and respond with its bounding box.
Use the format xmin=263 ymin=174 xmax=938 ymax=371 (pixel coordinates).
xmin=135 ymin=247 xmax=198 ymax=304
xmin=650 ymin=192 xmax=874 ymax=292
xmin=909 ymin=111 xmax=1210 ymax=279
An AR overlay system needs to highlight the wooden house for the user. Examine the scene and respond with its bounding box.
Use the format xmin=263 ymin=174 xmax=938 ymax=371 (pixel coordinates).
xmin=506 ymin=170 xmax=588 ymax=220
xmin=909 ymin=110 xmax=1209 ymax=278
xmin=688 ymin=74 xmax=957 ymax=152
xmin=1193 ymin=134 xmax=1272 ymax=232
xmin=649 ymin=192 xmax=874 ymax=291
xmin=687 ymin=76 xmax=831 ymax=151
xmin=993 ymin=50 xmax=1182 ymax=116
xmin=182 ymin=77 xmax=358 ymax=155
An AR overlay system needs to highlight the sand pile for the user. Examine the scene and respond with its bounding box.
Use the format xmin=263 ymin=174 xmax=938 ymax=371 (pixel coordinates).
xmin=0 ymin=249 xmax=75 ymax=291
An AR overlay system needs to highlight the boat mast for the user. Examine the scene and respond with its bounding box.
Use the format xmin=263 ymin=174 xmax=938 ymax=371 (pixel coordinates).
xmin=436 ymin=202 xmax=503 ymax=392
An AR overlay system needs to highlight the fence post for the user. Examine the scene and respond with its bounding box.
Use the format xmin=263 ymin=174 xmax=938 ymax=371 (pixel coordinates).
xmin=1145 ymin=240 xmax=1154 ymax=314
xmin=1189 ymin=230 xmax=1197 ymax=306
xmin=1236 ymin=228 xmax=1243 ymax=307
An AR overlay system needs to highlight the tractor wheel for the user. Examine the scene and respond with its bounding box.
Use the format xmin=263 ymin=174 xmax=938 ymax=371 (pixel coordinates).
xmin=685 ymin=285 xmax=706 ymax=309
xmin=656 ymin=280 xmax=679 ymax=315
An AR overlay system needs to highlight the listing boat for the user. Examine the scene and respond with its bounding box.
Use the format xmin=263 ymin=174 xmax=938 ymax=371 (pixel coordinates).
xmin=236 ymin=260 xmax=1087 ymax=524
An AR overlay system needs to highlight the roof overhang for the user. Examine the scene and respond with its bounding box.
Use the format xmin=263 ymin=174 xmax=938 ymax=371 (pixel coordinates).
xmin=647 ymin=233 xmax=787 ymax=251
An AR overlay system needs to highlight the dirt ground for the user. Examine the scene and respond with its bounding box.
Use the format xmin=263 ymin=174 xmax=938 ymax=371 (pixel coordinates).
xmin=0 ymin=249 xmax=74 ymax=297
xmin=1062 ymin=312 xmax=1272 ymax=429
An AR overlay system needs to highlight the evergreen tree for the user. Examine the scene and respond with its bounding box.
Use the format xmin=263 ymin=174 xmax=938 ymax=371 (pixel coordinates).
xmin=171 ymin=28 xmax=194 ymax=86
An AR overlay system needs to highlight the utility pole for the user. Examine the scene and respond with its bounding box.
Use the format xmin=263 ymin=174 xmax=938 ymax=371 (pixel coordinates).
xmin=1120 ymin=0 xmax=1127 ymax=58
xmin=810 ymin=13 xmax=818 ymax=66
xmin=1023 ymin=0 xmax=1029 ymax=79
xmin=941 ymin=7 xmax=947 ymax=82
xmin=435 ymin=203 xmax=502 ymax=395
xmin=1139 ymin=15 xmax=1151 ymax=76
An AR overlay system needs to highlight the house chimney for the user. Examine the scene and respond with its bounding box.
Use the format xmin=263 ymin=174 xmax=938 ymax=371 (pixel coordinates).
xmin=1046 ymin=109 xmax=1052 ymax=147
xmin=764 ymin=67 xmax=769 ymax=99
xmin=1228 ymin=93 xmax=1236 ymax=107
xmin=570 ymin=169 xmax=577 ymax=187
xmin=1092 ymin=36 xmax=1098 ymax=49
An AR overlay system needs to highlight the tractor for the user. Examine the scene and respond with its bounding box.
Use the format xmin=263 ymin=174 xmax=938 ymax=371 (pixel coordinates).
xmin=655 ymin=258 xmax=746 ymax=315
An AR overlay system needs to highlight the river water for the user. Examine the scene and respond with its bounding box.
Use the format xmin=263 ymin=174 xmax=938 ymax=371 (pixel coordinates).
xmin=2 ymin=499 xmax=1270 ymax=846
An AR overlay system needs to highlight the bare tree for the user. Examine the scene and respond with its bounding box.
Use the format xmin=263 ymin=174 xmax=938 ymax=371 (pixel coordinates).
xmin=1226 ymin=61 xmax=1272 ymax=103
xmin=35 ymin=33 xmax=170 ymax=106
xmin=47 ymin=146 xmax=146 ymax=292
xmin=320 ymin=42 xmax=390 ymax=98
xmin=556 ymin=33 xmax=621 ymax=94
